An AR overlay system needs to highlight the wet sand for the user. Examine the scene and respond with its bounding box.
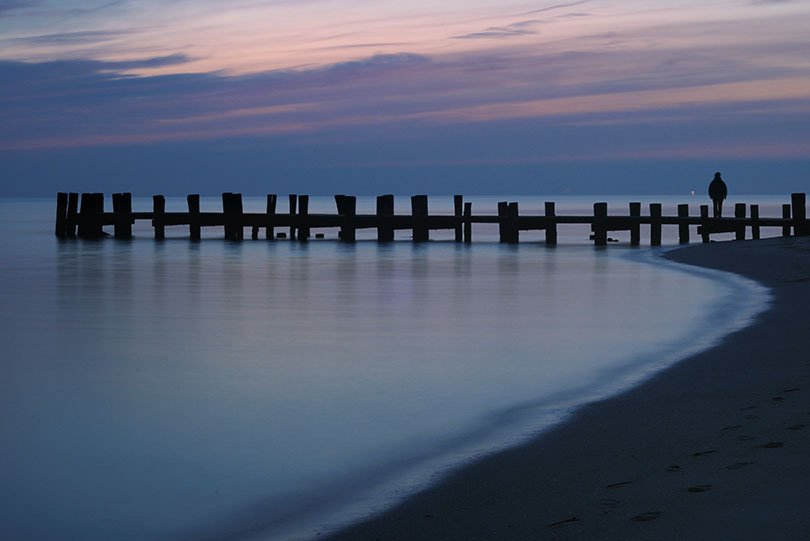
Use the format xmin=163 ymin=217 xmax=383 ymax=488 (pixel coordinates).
xmin=324 ymin=236 xmax=810 ymax=540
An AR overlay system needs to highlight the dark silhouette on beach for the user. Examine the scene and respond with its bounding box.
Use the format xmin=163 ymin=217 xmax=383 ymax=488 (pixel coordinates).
xmin=708 ymin=172 xmax=728 ymax=218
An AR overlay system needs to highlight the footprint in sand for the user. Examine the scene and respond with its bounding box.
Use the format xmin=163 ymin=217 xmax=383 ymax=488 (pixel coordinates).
xmin=687 ymin=484 xmax=712 ymax=493
xmin=600 ymin=498 xmax=620 ymax=514
xmin=756 ymin=441 xmax=784 ymax=449
xmin=632 ymin=511 xmax=662 ymax=522
xmin=726 ymin=462 xmax=754 ymax=471
xmin=547 ymin=516 xmax=578 ymax=529
xmin=605 ymin=481 xmax=633 ymax=489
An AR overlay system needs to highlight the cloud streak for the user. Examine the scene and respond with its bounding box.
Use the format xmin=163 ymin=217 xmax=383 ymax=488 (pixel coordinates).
xmin=0 ymin=0 xmax=809 ymax=169
xmin=453 ymin=20 xmax=539 ymax=40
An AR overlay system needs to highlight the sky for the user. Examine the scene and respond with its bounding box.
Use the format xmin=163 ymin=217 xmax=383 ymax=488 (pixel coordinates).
xmin=1 ymin=0 xmax=809 ymax=196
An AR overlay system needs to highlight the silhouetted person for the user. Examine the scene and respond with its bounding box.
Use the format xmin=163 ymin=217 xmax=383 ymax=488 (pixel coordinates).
xmin=708 ymin=172 xmax=727 ymax=218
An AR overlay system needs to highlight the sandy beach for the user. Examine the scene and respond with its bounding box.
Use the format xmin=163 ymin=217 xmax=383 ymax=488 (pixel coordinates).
xmin=325 ymin=236 xmax=810 ymax=540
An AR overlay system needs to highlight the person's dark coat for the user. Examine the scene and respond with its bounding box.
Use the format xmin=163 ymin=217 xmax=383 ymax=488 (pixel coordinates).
xmin=708 ymin=173 xmax=727 ymax=201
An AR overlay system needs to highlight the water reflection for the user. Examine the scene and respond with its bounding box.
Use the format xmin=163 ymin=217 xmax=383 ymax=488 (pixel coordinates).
xmin=0 ymin=197 xmax=772 ymax=541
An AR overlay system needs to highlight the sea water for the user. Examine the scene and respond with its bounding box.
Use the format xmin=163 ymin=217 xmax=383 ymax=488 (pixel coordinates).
xmin=0 ymin=196 xmax=773 ymax=541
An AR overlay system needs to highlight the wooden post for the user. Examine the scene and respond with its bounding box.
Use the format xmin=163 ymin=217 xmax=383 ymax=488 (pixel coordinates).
xmin=791 ymin=192 xmax=807 ymax=236
xmin=545 ymin=202 xmax=557 ymax=246
xmin=186 ymin=194 xmax=200 ymax=240
xmin=222 ymin=192 xmax=234 ymax=240
xmin=508 ymin=202 xmax=519 ymax=243
xmin=222 ymin=192 xmax=243 ymax=240
xmin=77 ymin=192 xmax=90 ymax=238
xmin=234 ymin=193 xmax=244 ymax=240
xmin=677 ymin=204 xmax=689 ymax=244
xmin=411 ymin=195 xmax=429 ymax=242
xmin=734 ymin=203 xmax=746 ymax=240
xmin=629 ymin=202 xmax=641 ymax=246
xmin=650 ymin=203 xmax=662 ymax=246
xmin=266 ymin=194 xmax=277 ymax=240
xmin=121 ymin=192 xmax=133 ymax=239
xmin=113 ymin=192 xmax=132 ymax=239
xmin=55 ymin=192 xmax=68 ymax=238
xmin=153 ymin=195 xmax=166 ymax=240
xmin=66 ymin=192 xmax=79 ymax=238
xmin=111 ymin=193 xmax=120 ymax=236
xmin=782 ymin=203 xmax=791 ymax=237
xmin=464 ymin=202 xmax=472 ymax=244
xmin=700 ymin=205 xmax=710 ymax=243
xmin=78 ymin=193 xmax=104 ymax=238
xmin=94 ymin=193 xmax=105 ymax=237
xmin=498 ymin=201 xmax=508 ymax=243
xmin=336 ymin=195 xmax=357 ymax=242
xmin=454 ymin=195 xmax=463 ymax=242
xmin=750 ymin=204 xmax=760 ymax=240
xmin=376 ymin=194 xmax=394 ymax=242
xmin=593 ymin=202 xmax=608 ymax=246
xmin=297 ymin=195 xmax=309 ymax=241
xmin=289 ymin=193 xmax=297 ymax=240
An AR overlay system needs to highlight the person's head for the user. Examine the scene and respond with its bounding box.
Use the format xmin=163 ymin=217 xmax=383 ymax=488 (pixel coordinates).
xmin=714 ymin=172 xmax=722 ymax=180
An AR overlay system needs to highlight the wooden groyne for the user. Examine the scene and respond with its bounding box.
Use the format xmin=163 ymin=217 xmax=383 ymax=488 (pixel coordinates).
xmin=54 ymin=192 xmax=810 ymax=246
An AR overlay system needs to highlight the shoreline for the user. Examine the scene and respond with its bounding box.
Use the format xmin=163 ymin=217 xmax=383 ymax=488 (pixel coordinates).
xmin=323 ymin=236 xmax=810 ymax=540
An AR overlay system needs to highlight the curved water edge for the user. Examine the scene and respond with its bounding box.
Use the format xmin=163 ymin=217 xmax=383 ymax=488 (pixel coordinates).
xmin=229 ymin=247 xmax=772 ymax=541
xmin=0 ymin=199 xmax=776 ymax=541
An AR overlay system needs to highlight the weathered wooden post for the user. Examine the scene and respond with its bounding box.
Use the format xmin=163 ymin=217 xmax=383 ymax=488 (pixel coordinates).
xmin=94 ymin=193 xmax=105 ymax=236
xmin=677 ymin=204 xmax=689 ymax=244
xmin=187 ymin=194 xmax=201 ymax=240
xmin=508 ymin=202 xmax=519 ymax=243
xmin=700 ymin=204 xmax=710 ymax=243
xmin=376 ymin=194 xmax=394 ymax=242
xmin=222 ymin=192 xmax=233 ymax=240
xmin=336 ymin=195 xmax=357 ymax=241
xmin=234 ymin=193 xmax=244 ymax=240
xmin=791 ymin=193 xmax=807 ymax=236
xmin=297 ymin=195 xmax=310 ymax=241
xmin=55 ymin=192 xmax=68 ymax=238
xmin=734 ymin=203 xmax=746 ymax=240
xmin=411 ymin=195 xmax=429 ymax=242
xmin=77 ymin=193 xmax=100 ymax=238
xmin=463 ymin=202 xmax=472 ymax=243
xmin=81 ymin=193 xmax=105 ymax=238
xmin=153 ymin=195 xmax=166 ymax=240
xmin=266 ymin=194 xmax=277 ymax=240
xmin=111 ymin=193 xmax=120 ymax=237
xmin=782 ymin=204 xmax=791 ymax=237
xmin=498 ymin=201 xmax=508 ymax=243
xmin=629 ymin=202 xmax=641 ymax=246
xmin=288 ymin=193 xmax=297 ymax=240
xmin=222 ymin=192 xmax=243 ymax=240
xmin=545 ymin=202 xmax=557 ymax=246
xmin=650 ymin=203 xmax=662 ymax=246
xmin=750 ymin=204 xmax=760 ymax=240
xmin=593 ymin=202 xmax=608 ymax=246
xmin=454 ymin=195 xmax=463 ymax=242
xmin=66 ymin=192 xmax=79 ymax=238
xmin=113 ymin=192 xmax=132 ymax=239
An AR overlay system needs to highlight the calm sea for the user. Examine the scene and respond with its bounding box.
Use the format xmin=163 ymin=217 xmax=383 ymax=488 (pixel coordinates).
xmin=0 ymin=195 xmax=774 ymax=541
